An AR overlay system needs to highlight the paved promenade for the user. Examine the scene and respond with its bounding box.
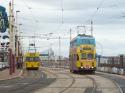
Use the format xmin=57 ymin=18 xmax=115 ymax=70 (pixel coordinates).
xmin=0 ymin=68 xmax=22 ymax=80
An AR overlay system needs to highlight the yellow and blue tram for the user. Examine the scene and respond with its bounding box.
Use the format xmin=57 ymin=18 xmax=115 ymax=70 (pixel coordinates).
xmin=69 ymin=34 xmax=96 ymax=73
xmin=24 ymin=52 xmax=40 ymax=70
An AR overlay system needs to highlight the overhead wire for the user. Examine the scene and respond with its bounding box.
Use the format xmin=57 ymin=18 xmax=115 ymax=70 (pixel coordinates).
xmin=85 ymin=0 xmax=125 ymax=24
xmin=20 ymin=0 xmax=40 ymax=50
xmin=22 ymin=0 xmax=65 ymax=34
xmin=19 ymin=1 xmax=63 ymax=37
xmin=85 ymin=0 xmax=105 ymax=24
xmin=113 ymin=0 xmax=125 ymax=17
xmin=20 ymin=0 xmax=39 ymax=30
xmin=74 ymin=0 xmax=105 ymax=36
xmin=44 ymin=0 xmax=65 ymax=39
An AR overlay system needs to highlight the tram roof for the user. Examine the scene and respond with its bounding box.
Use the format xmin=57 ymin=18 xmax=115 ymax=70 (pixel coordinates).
xmin=71 ymin=34 xmax=94 ymax=42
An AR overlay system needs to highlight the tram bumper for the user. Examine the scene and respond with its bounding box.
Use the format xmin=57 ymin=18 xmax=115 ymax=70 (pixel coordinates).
xmin=79 ymin=67 xmax=96 ymax=71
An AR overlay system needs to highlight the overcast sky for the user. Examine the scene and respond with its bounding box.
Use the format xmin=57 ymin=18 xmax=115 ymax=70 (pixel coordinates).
xmin=1 ymin=0 xmax=125 ymax=57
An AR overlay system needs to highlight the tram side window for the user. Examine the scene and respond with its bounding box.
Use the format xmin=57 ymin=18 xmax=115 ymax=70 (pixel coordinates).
xmin=77 ymin=54 xmax=79 ymax=61
xmin=72 ymin=54 xmax=76 ymax=61
xmin=81 ymin=53 xmax=86 ymax=59
xmin=25 ymin=57 xmax=34 ymax=61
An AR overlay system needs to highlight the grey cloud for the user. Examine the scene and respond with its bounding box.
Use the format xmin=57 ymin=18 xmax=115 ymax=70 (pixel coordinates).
xmin=1 ymin=0 xmax=125 ymax=56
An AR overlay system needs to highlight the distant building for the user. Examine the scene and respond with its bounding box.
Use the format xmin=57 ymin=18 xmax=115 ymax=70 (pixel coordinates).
xmin=40 ymin=48 xmax=55 ymax=61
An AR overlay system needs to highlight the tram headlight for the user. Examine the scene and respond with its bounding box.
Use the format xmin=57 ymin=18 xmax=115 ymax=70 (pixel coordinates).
xmin=81 ymin=66 xmax=83 ymax=68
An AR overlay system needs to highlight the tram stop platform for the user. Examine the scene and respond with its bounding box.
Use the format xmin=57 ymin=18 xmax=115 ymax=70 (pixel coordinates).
xmin=0 ymin=68 xmax=22 ymax=81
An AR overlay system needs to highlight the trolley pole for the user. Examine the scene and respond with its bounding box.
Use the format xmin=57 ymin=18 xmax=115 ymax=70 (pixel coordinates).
xmin=77 ymin=26 xmax=86 ymax=35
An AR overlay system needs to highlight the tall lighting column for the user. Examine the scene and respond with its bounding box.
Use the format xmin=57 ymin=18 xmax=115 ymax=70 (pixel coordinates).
xmin=15 ymin=11 xmax=20 ymax=63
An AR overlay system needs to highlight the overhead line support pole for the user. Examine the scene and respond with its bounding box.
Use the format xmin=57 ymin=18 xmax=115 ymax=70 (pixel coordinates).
xmin=91 ymin=20 xmax=93 ymax=36
xmin=59 ymin=36 xmax=61 ymax=67
xmin=9 ymin=0 xmax=16 ymax=74
xmin=70 ymin=28 xmax=72 ymax=41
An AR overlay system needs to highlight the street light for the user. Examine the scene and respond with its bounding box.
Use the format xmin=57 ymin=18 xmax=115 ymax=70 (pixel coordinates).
xmin=15 ymin=23 xmax=22 ymax=59
xmin=15 ymin=23 xmax=22 ymax=69
xmin=15 ymin=11 xmax=20 ymax=64
xmin=18 ymin=23 xmax=22 ymax=35
xmin=16 ymin=10 xmax=20 ymax=25
xmin=18 ymin=23 xmax=23 ymax=53
xmin=15 ymin=11 xmax=20 ymax=36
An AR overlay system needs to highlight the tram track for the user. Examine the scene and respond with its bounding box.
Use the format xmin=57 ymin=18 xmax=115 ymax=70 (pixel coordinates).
xmin=84 ymin=74 xmax=123 ymax=93
xmin=59 ymin=73 xmax=76 ymax=93
xmin=8 ymin=69 xmax=49 ymax=93
xmin=34 ymin=67 xmax=123 ymax=93
xmin=96 ymin=72 xmax=124 ymax=93
xmin=84 ymin=76 xmax=97 ymax=93
xmin=42 ymin=67 xmax=76 ymax=93
xmin=42 ymin=68 xmax=109 ymax=93
xmin=42 ymin=68 xmax=100 ymax=93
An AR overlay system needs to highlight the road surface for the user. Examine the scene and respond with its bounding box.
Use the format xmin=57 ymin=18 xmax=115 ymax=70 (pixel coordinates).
xmin=0 ymin=67 xmax=124 ymax=93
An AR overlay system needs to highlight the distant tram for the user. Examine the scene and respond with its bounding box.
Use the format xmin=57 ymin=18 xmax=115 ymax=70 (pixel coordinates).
xmin=24 ymin=52 xmax=40 ymax=70
xmin=69 ymin=34 xmax=96 ymax=73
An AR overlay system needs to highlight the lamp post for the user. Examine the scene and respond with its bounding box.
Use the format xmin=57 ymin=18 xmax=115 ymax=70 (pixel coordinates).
xmin=16 ymin=11 xmax=20 ymax=28
xmin=15 ymin=11 xmax=20 ymax=66
xmin=44 ymin=33 xmax=53 ymax=67
xmin=18 ymin=23 xmax=23 ymax=69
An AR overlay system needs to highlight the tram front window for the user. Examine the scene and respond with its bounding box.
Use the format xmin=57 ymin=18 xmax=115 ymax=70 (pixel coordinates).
xmin=25 ymin=57 xmax=40 ymax=62
xmin=87 ymin=54 xmax=93 ymax=59
xmin=33 ymin=57 xmax=40 ymax=61
xmin=26 ymin=57 xmax=32 ymax=62
xmin=81 ymin=53 xmax=86 ymax=59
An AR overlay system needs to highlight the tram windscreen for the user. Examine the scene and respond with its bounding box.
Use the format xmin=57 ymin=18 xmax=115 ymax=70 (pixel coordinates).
xmin=87 ymin=54 xmax=93 ymax=59
xmin=25 ymin=57 xmax=40 ymax=62
xmin=81 ymin=53 xmax=86 ymax=59
xmin=78 ymin=38 xmax=95 ymax=45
